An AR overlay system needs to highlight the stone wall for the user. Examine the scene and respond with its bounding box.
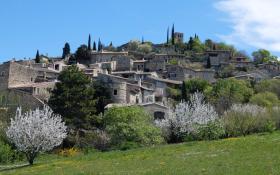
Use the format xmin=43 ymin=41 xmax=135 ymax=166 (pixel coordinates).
xmin=0 ymin=89 xmax=43 ymax=109
xmin=8 ymin=62 xmax=38 ymax=87
xmin=0 ymin=63 xmax=10 ymax=90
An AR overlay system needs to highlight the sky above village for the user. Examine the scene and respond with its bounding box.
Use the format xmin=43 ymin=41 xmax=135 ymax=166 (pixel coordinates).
xmin=0 ymin=0 xmax=279 ymax=62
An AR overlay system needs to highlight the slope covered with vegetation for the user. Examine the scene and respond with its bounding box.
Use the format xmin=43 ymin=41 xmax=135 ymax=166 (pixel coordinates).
xmin=2 ymin=132 xmax=280 ymax=175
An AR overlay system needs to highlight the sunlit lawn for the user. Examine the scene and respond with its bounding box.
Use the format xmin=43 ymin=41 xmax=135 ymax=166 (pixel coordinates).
xmin=1 ymin=132 xmax=280 ymax=175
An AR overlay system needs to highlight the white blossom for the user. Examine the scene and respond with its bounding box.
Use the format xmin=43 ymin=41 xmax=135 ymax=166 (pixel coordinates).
xmin=6 ymin=105 xmax=67 ymax=165
xmin=226 ymin=104 xmax=266 ymax=116
xmin=155 ymin=92 xmax=218 ymax=136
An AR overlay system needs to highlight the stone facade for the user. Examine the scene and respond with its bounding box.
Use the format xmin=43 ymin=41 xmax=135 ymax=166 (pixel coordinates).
xmin=166 ymin=65 xmax=215 ymax=82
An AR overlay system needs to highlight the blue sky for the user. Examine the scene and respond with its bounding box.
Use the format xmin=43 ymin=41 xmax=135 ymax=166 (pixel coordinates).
xmin=0 ymin=0 xmax=279 ymax=62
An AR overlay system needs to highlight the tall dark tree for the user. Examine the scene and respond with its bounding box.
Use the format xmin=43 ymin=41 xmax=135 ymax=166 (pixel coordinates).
xmin=187 ymin=37 xmax=194 ymax=50
xmin=35 ymin=50 xmax=40 ymax=63
xmin=93 ymin=41 xmax=97 ymax=51
xmin=181 ymin=81 xmax=187 ymax=101
xmin=62 ymin=42 xmax=71 ymax=58
xmin=167 ymin=27 xmax=170 ymax=44
xmin=98 ymin=38 xmax=102 ymax=51
xmin=75 ymin=44 xmax=89 ymax=62
xmin=141 ymin=37 xmax=144 ymax=44
xmin=206 ymin=57 xmax=211 ymax=68
xmin=48 ymin=65 xmax=96 ymax=130
xmin=88 ymin=34 xmax=91 ymax=50
xmin=171 ymin=24 xmax=175 ymax=45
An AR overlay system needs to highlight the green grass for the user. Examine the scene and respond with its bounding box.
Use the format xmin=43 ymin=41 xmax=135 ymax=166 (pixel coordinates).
xmin=2 ymin=132 xmax=280 ymax=175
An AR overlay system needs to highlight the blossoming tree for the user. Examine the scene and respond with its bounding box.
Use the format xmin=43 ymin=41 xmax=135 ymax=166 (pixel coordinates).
xmin=6 ymin=106 xmax=67 ymax=165
xmin=155 ymin=92 xmax=219 ymax=142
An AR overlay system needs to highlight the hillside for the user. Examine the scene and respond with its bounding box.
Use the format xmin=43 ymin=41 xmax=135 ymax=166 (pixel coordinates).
xmin=2 ymin=132 xmax=280 ymax=175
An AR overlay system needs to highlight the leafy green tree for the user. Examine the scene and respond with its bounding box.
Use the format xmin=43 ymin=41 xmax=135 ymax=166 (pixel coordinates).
xmin=35 ymin=50 xmax=40 ymax=63
xmin=252 ymin=49 xmax=277 ymax=64
xmin=218 ymin=64 xmax=235 ymax=78
xmin=183 ymin=79 xmax=210 ymax=101
xmin=128 ymin=40 xmax=140 ymax=51
xmin=250 ymin=92 xmax=279 ymax=107
xmin=103 ymin=106 xmax=163 ymax=149
xmin=205 ymin=39 xmax=214 ymax=50
xmin=75 ymin=44 xmax=89 ymax=62
xmin=137 ymin=44 xmax=152 ymax=54
xmin=62 ymin=42 xmax=71 ymax=58
xmin=254 ymin=79 xmax=280 ymax=98
xmin=48 ymin=65 xmax=97 ymax=130
xmin=208 ymin=78 xmax=254 ymax=113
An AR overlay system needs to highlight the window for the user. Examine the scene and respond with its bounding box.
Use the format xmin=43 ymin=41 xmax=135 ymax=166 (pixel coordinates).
xmin=55 ymin=64 xmax=59 ymax=70
xmin=154 ymin=111 xmax=165 ymax=120
xmin=0 ymin=71 xmax=4 ymax=77
xmin=113 ymin=89 xmax=118 ymax=96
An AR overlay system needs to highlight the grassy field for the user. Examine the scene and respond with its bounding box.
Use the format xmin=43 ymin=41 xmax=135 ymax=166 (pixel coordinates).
xmin=1 ymin=132 xmax=280 ymax=175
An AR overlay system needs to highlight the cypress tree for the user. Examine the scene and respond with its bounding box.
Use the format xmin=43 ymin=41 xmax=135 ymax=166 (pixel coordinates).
xmin=181 ymin=81 xmax=186 ymax=101
xmin=93 ymin=41 xmax=96 ymax=51
xmin=88 ymin=34 xmax=91 ymax=50
xmin=35 ymin=50 xmax=40 ymax=63
xmin=206 ymin=57 xmax=211 ymax=68
xmin=98 ymin=38 xmax=102 ymax=51
xmin=171 ymin=24 xmax=175 ymax=45
xmin=141 ymin=37 xmax=144 ymax=44
xmin=62 ymin=42 xmax=71 ymax=58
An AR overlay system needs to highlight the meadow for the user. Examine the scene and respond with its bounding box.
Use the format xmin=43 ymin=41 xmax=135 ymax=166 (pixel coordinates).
xmin=1 ymin=132 xmax=280 ymax=175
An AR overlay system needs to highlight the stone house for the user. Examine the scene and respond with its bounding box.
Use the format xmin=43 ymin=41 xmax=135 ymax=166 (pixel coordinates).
xmin=87 ymin=51 xmax=128 ymax=64
xmin=166 ymin=65 xmax=215 ymax=82
xmin=97 ymin=73 xmax=155 ymax=105
xmin=145 ymin=76 xmax=182 ymax=103
xmin=259 ymin=63 xmax=280 ymax=76
xmin=205 ymin=50 xmax=232 ymax=68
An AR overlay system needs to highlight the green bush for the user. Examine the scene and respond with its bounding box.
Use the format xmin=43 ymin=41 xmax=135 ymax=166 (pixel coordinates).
xmin=103 ymin=106 xmax=164 ymax=149
xmin=222 ymin=104 xmax=275 ymax=137
xmin=195 ymin=120 xmax=225 ymax=140
xmin=250 ymin=92 xmax=279 ymax=107
xmin=268 ymin=107 xmax=280 ymax=130
xmin=0 ymin=141 xmax=23 ymax=164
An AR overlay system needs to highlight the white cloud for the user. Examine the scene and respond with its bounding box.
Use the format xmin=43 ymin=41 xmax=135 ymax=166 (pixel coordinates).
xmin=215 ymin=0 xmax=280 ymax=52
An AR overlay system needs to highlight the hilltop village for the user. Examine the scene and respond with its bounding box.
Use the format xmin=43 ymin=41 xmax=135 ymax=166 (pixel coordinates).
xmin=0 ymin=26 xmax=280 ymax=119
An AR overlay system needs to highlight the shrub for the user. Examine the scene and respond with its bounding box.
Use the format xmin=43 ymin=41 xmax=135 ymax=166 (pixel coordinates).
xmin=222 ymin=104 xmax=274 ymax=137
xmin=82 ymin=130 xmax=111 ymax=151
xmin=156 ymin=92 xmax=220 ymax=143
xmin=250 ymin=92 xmax=279 ymax=107
xmin=0 ymin=141 xmax=23 ymax=164
xmin=254 ymin=79 xmax=280 ymax=98
xmin=103 ymin=106 xmax=164 ymax=149
xmin=195 ymin=120 xmax=225 ymax=140
xmin=208 ymin=79 xmax=254 ymax=113
xmin=268 ymin=107 xmax=280 ymax=129
xmin=58 ymin=147 xmax=80 ymax=157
